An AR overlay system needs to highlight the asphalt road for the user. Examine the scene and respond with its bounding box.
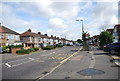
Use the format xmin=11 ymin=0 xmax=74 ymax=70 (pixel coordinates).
xmin=43 ymin=46 xmax=119 ymax=80
xmin=2 ymin=46 xmax=81 ymax=80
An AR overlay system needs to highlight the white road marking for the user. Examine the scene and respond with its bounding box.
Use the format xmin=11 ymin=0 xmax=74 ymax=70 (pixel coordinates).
xmin=10 ymin=60 xmax=32 ymax=68
xmin=29 ymin=58 xmax=34 ymax=60
xmin=42 ymin=52 xmax=56 ymax=56
xmin=6 ymin=58 xmax=28 ymax=64
xmin=5 ymin=63 xmax=11 ymax=68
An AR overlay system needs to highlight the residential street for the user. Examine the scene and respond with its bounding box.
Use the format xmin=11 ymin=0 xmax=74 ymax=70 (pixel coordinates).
xmin=1 ymin=46 xmax=119 ymax=81
xmin=2 ymin=46 xmax=81 ymax=80
xmin=42 ymin=46 xmax=119 ymax=80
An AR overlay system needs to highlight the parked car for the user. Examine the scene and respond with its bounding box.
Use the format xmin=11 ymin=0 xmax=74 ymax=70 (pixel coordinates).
xmin=103 ymin=42 xmax=120 ymax=54
xmin=0 ymin=47 xmax=5 ymax=54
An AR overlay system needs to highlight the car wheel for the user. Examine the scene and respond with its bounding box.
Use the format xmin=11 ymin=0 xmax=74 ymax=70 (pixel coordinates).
xmin=110 ymin=49 xmax=115 ymax=54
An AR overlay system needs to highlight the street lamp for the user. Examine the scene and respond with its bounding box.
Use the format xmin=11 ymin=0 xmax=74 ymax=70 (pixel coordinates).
xmin=76 ymin=19 xmax=84 ymax=39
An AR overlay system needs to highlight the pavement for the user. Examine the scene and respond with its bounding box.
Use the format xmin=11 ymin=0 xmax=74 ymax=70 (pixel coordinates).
xmin=111 ymin=55 xmax=120 ymax=66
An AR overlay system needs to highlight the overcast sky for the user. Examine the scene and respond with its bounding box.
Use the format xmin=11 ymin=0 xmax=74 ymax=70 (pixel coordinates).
xmin=0 ymin=0 xmax=119 ymax=40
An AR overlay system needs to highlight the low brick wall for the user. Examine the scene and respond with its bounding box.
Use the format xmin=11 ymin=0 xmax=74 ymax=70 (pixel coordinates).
xmin=11 ymin=48 xmax=21 ymax=54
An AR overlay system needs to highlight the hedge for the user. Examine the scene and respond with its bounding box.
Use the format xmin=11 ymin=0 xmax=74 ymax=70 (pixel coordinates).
xmin=28 ymin=48 xmax=35 ymax=52
xmin=16 ymin=49 xmax=30 ymax=54
xmin=42 ymin=46 xmax=54 ymax=50
xmin=33 ymin=47 xmax=39 ymax=51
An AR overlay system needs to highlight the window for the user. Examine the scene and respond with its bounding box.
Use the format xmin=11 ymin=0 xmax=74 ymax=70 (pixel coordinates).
xmin=8 ymin=34 xmax=14 ymax=39
xmin=38 ymin=38 xmax=41 ymax=42
xmin=0 ymin=34 xmax=4 ymax=38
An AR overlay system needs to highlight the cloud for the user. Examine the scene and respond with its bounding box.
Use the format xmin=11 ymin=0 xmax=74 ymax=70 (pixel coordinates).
xmin=0 ymin=1 xmax=119 ymax=41
xmin=48 ymin=18 xmax=68 ymax=29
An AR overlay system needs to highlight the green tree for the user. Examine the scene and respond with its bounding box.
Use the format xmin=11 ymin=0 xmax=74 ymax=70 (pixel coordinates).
xmin=99 ymin=31 xmax=113 ymax=47
xmin=77 ymin=39 xmax=83 ymax=43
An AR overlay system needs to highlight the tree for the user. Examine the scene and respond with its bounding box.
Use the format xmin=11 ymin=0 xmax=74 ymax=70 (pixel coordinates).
xmin=77 ymin=39 xmax=83 ymax=43
xmin=99 ymin=31 xmax=113 ymax=47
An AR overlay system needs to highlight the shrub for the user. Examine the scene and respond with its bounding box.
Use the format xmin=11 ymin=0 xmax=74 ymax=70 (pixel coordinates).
xmin=33 ymin=47 xmax=39 ymax=51
xmin=28 ymin=48 xmax=35 ymax=52
xmin=56 ymin=44 xmax=63 ymax=47
xmin=10 ymin=45 xmax=23 ymax=48
xmin=42 ymin=46 xmax=54 ymax=50
xmin=16 ymin=49 xmax=30 ymax=54
xmin=3 ymin=46 xmax=10 ymax=53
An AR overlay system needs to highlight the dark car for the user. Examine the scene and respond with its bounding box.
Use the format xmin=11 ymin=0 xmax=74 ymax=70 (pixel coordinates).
xmin=0 ymin=47 xmax=5 ymax=54
xmin=103 ymin=42 xmax=120 ymax=54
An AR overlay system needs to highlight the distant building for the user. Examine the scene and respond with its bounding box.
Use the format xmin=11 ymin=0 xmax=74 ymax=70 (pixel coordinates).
xmin=113 ymin=24 xmax=120 ymax=42
xmin=106 ymin=28 xmax=114 ymax=34
xmin=0 ymin=24 xmax=21 ymax=47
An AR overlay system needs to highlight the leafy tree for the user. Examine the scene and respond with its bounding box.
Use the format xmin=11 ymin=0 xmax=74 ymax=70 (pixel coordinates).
xmin=99 ymin=31 xmax=113 ymax=47
xmin=77 ymin=39 xmax=83 ymax=43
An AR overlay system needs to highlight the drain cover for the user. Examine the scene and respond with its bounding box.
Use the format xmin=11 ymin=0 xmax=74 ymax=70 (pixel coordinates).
xmin=77 ymin=68 xmax=105 ymax=76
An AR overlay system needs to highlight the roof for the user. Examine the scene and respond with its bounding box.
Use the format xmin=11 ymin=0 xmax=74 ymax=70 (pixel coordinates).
xmin=0 ymin=26 xmax=20 ymax=35
xmin=114 ymin=24 xmax=120 ymax=32
xmin=20 ymin=31 xmax=39 ymax=37
xmin=106 ymin=28 xmax=114 ymax=33
xmin=0 ymin=27 xmax=5 ymax=32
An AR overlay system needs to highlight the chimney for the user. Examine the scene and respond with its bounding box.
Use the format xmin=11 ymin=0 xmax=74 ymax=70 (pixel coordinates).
xmin=38 ymin=32 xmax=41 ymax=34
xmin=45 ymin=34 xmax=47 ymax=36
xmin=51 ymin=35 xmax=53 ymax=37
xmin=28 ymin=29 xmax=31 ymax=32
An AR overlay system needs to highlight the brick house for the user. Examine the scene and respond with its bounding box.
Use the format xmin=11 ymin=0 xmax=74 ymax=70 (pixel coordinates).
xmin=20 ymin=29 xmax=40 ymax=48
xmin=113 ymin=24 xmax=120 ymax=42
xmin=0 ymin=25 xmax=21 ymax=47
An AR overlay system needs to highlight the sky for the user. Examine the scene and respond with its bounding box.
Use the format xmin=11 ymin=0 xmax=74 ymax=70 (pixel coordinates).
xmin=0 ymin=0 xmax=119 ymax=41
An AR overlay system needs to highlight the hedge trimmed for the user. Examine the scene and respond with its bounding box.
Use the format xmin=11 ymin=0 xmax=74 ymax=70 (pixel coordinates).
xmin=16 ymin=49 xmax=30 ymax=54
xmin=42 ymin=46 xmax=54 ymax=50
xmin=28 ymin=48 xmax=35 ymax=52
xmin=33 ymin=47 xmax=39 ymax=51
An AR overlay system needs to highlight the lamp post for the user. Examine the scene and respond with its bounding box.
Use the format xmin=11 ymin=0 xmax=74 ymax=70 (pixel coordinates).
xmin=76 ymin=19 xmax=84 ymax=41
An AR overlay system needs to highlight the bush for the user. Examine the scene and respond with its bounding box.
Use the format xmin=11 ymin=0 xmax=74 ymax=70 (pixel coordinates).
xmin=16 ymin=49 xmax=30 ymax=54
xmin=3 ymin=46 xmax=10 ymax=53
xmin=42 ymin=46 xmax=54 ymax=50
xmin=33 ymin=47 xmax=39 ymax=51
xmin=28 ymin=48 xmax=35 ymax=52
xmin=56 ymin=44 xmax=63 ymax=47
xmin=10 ymin=45 xmax=23 ymax=48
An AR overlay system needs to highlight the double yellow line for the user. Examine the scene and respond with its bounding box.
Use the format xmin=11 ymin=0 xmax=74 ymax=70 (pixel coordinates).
xmin=60 ymin=47 xmax=83 ymax=64
xmin=36 ymin=46 xmax=83 ymax=80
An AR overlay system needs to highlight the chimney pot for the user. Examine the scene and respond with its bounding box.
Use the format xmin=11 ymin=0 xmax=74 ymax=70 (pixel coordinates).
xmin=38 ymin=32 xmax=41 ymax=34
xmin=45 ymin=34 xmax=47 ymax=36
xmin=28 ymin=29 xmax=31 ymax=32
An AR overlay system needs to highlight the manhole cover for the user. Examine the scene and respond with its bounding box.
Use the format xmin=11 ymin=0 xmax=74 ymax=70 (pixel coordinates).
xmin=64 ymin=77 xmax=71 ymax=79
xmin=77 ymin=68 xmax=105 ymax=76
xmin=42 ymin=71 xmax=49 ymax=75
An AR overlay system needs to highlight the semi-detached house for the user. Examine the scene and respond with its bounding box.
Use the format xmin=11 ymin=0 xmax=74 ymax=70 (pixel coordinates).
xmin=0 ymin=25 xmax=21 ymax=47
xmin=20 ymin=29 xmax=40 ymax=48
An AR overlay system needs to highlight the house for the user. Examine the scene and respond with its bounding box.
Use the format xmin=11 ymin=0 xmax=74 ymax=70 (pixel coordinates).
xmin=113 ymin=24 xmax=120 ymax=42
xmin=59 ymin=38 xmax=64 ymax=45
xmin=106 ymin=28 xmax=114 ymax=34
xmin=41 ymin=34 xmax=50 ymax=47
xmin=20 ymin=29 xmax=40 ymax=48
xmin=0 ymin=24 xmax=21 ymax=47
xmin=49 ymin=35 xmax=54 ymax=46
xmin=89 ymin=35 xmax=99 ymax=46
